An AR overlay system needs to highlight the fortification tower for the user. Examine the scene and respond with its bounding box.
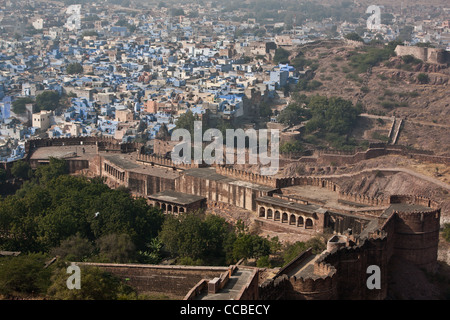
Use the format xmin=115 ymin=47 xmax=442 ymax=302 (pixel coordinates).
xmin=389 ymin=195 xmax=441 ymax=272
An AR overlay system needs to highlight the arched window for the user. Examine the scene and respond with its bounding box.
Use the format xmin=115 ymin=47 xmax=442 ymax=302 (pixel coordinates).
xmin=259 ymin=207 xmax=266 ymax=218
xmin=289 ymin=214 xmax=296 ymax=225
xmin=305 ymin=218 xmax=313 ymax=229
xmin=161 ymin=203 xmax=166 ymax=212
xmin=167 ymin=204 xmax=172 ymax=213
xmin=282 ymin=212 xmax=288 ymax=223
xmin=267 ymin=209 xmax=273 ymax=219
xmin=274 ymin=211 xmax=280 ymax=221
xmin=298 ymin=216 xmax=304 ymax=227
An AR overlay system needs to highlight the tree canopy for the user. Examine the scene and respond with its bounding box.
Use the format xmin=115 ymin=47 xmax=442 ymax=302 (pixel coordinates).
xmin=273 ymin=47 xmax=290 ymax=64
xmin=35 ymin=91 xmax=60 ymax=112
xmin=12 ymin=97 xmax=34 ymax=114
xmin=305 ymin=96 xmax=361 ymax=136
xmin=0 ymin=159 xmax=164 ymax=254
xmin=66 ymin=62 xmax=84 ymax=75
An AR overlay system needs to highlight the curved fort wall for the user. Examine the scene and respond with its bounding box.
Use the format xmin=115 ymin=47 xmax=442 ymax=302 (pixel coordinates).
xmin=288 ymin=264 xmax=337 ymax=300
xmin=318 ymin=234 xmax=389 ymax=300
xmin=388 ymin=195 xmax=441 ymax=271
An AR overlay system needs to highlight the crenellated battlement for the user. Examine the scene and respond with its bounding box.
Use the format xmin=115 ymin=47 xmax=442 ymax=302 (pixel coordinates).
xmin=25 ymin=136 xmax=141 ymax=155
xmin=313 ymin=260 xmax=337 ymax=278
xmin=215 ymin=166 xmax=284 ymax=187
xmin=389 ymin=194 xmax=440 ymax=209
xmin=339 ymin=191 xmax=390 ymax=206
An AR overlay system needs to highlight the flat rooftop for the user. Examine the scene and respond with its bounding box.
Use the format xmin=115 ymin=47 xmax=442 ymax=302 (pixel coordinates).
xmin=256 ymin=195 xmax=322 ymax=215
xmin=148 ymin=190 xmax=206 ymax=205
xmin=30 ymin=145 xmax=98 ymax=161
xmin=103 ymin=153 xmax=180 ymax=179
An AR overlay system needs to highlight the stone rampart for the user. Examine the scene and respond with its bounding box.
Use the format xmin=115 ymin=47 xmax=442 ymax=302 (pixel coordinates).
xmin=136 ymin=152 xmax=204 ymax=169
xmin=74 ymin=262 xmax=230 ymax=298
xmin=395 ymin=45 xmax=450 ymax=64
xmin=25 ymin=136 xmax=141 ymax=156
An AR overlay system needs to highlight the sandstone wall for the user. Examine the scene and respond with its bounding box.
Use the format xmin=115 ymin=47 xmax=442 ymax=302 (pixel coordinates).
xmin=395 ymin=45 xmax=450 ymax=64
xmin=74 ymin=262 xmax=230 ymax=297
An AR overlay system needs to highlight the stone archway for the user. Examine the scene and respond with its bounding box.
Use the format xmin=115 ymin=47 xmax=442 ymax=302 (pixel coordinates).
xmin=298 ymin=216 xmax=304 ymax=227
xmin=282 ymin=212 xmax=288 ymax=223
xmin=267 ymin=209 xmax=273 ymax=219
xmin=305 ymin=218 xmax=313 ymax=229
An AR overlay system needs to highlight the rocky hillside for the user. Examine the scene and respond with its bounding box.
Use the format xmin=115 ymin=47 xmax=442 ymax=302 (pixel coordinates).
xmin=287 ymin=40 xmax=450 ymax=155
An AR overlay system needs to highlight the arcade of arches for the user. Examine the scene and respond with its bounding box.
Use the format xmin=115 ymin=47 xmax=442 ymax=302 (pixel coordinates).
xmin=154 ymin=201 xmax=186 ymax=215
xmin=257 ymin=204 xmax=315 ymax=230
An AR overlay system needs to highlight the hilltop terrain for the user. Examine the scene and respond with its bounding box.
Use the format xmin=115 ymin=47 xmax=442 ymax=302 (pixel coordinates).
xmin=286 ymin=40 xmax=449 ymax=155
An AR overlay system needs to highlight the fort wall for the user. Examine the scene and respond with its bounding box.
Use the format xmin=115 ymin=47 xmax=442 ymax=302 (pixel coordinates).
xmin=393 ymin=208 xmax=441 ymax=271
xmin=259 ymin=275 xmax=290 ymax=300
xmin=282 ymin=144 xmax=450 ymax=166
xmin=21 ymin=137 xmax=443 ymax=299
xmin=318 ymin=235 xmax=389 ymax=300
xmin=288 ymin=268 xmax=337 ymax=300
xmin=136 ymin=152 xmax=204 ymax=170
xmin=25 ymin=136 xmax=141 ymax=156
xmin=394 ymin=45 xmax=450 ymax=65
xmin=74 ymin=262 xmax=230 ymax=298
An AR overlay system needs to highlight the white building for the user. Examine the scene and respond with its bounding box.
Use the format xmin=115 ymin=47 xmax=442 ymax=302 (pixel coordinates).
xmin=32 ymin=110 xmax=52 ymax=131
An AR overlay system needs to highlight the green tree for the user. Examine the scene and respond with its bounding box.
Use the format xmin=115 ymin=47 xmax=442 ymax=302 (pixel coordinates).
xmin=175 ymin=109 xmax=196 ymax=136
xmin=35 ymin=91 xmax=60 ymax=111
xmin=279 ymin=140 xmax=304 ymax=154
xmin=10 ymin=160 xmax=31 ymax=179
xmin=159 ymin=213 xmax=234 ymax=264
xmin=281 ymin=236 xmax=327 ymax=266
xmin=305 ymin=96 xmax=361 ymax=136
xmin=50 ymin=233 xmax=95 ymax=261
xmin=259 ymin=102 xmax=272 ymax=119
xmin=34 ymin=157 xmax=68 ymax=184
xmin=277 ymin=101 xmax=311 ymax=126
xmin=273 ymin=47 xmax=290 ymax=64
xmin=417 ymin=73 xmax=430 ymax=84
xmin=66 ymin=62 xmax=84 ymax=75
xmin=0 ymin=167 xmax=164 ymax=253
xmin=12 ymin=97 xmax=34 ymax=114
xmin=443 ymin=223 xmax=450 ymax=242
xmin=282 ymin=241 xmax=307 ymax=265
xmin=95 ymin=233 xmax=136 ymax=263
xmin=47 ymin=265 xmax=134 ymax=300
xmin=232 ymin=233 xmax=271 ymax=261
xmin=344 ymin=32 xmax=364 ymax=42
xmin=0 ymin=253 xmax=53 ymax=297
xmin=0 ymin=168 xmax=6 ymax=182
xmin=170 ymin=8 xmax=185 ymax=16
xmin=256 ymin=255 xmax=272 ymax=268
